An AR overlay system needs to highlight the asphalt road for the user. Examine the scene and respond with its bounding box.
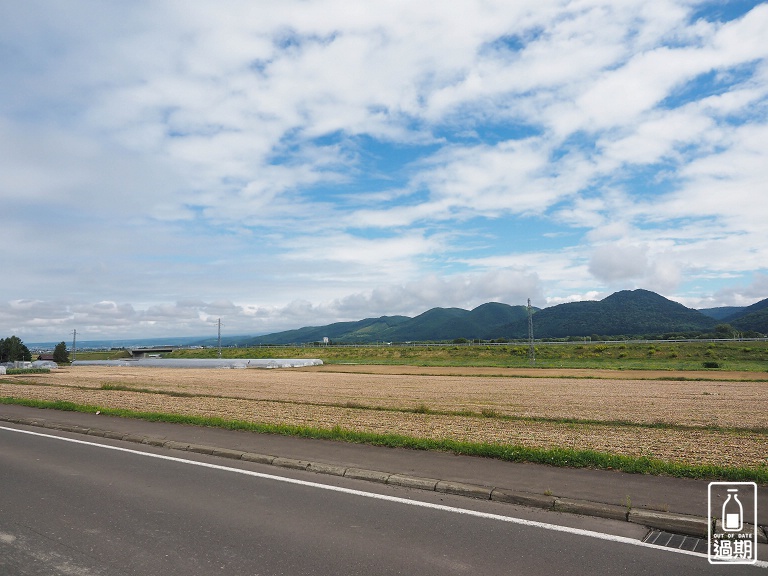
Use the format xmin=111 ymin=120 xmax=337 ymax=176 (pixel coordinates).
xmin=0 ymin=423 xmax=764 ymax=575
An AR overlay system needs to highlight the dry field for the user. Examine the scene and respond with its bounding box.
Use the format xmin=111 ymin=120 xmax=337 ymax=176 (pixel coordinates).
xmin=2 ymin=365 xmax=767 ymax=470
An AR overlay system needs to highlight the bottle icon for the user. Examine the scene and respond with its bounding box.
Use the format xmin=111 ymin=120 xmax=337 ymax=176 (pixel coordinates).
xmin=722 ymin=488 xmax=743 ymax=532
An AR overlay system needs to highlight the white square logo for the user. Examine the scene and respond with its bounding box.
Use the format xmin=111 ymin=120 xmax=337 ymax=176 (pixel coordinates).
xmin=708 ymin=482 xmax=758 ymax=565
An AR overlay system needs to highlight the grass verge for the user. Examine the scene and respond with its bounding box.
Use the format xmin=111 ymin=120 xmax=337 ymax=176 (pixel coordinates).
xmin=2 ymin=396 xmax=766 ymax=484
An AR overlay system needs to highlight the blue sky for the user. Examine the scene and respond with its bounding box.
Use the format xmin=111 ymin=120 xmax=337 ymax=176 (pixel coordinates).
xmin=1 ymin=0 xmax=767 ymax=341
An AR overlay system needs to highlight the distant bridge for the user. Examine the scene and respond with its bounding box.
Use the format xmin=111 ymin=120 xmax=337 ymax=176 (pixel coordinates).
xmin=128 ymin=346 xmax=175 ymax=358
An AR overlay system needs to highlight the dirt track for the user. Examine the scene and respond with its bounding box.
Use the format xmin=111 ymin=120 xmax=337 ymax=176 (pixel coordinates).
xmin=2 ymin=365 xmax=766 ymax=469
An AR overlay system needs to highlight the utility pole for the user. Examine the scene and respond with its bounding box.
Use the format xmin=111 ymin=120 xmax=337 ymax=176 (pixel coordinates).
xmin=217 ymin=318 xmax=222 ymax=359
xmin=71 ymin=329 xmax=77 ymax=363
xmin=527 ymin=299 xmax=535 ymax=366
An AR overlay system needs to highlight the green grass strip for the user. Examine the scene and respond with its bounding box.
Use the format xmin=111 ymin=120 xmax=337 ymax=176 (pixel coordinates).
xmin=1 ymin=396 xmax=766 ymax=484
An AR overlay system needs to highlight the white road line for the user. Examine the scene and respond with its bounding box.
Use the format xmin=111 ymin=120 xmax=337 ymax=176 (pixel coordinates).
xmin=2 ymin=424 xmax=766 ymax=568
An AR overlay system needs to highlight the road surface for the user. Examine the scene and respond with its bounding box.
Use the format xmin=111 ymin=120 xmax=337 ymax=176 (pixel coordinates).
xmin=0 ymin=423 xmax=764 ymax=575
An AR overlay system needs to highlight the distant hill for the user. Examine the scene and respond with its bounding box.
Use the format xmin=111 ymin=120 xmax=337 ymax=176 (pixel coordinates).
xmin=243 ymin=302 xmax=530 ymax=345
xmin=698 ymin=306 xmax=745 ymax=320
xmin=240 ymin=315 xmax=411 ymax=346
xmin=723 ymin=297 xmax=768 ymax=334
xmin=382 ymin=302 xmax=530 ymax=342
xmin=29 ymin=291 xmax=766 ymax=350
xmin=501 ymin=289 xmax=716 ymax=338
xmin=235 ymin=289 xmax=749 ymax=344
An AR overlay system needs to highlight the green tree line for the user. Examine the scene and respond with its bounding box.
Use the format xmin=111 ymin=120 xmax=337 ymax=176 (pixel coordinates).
xmin=0 ymin=337 xmax=69 ymax=363
xmin=0 ymin=336 xmax=32 ymax=362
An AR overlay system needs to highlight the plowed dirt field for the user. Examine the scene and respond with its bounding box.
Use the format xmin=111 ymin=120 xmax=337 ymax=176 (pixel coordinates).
xmin=2 ymin=365 xmax=766 ymax=469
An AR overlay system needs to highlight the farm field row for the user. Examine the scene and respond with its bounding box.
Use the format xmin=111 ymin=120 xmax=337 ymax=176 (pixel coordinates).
xmin=2 ymin=365 xmax=766 ymax=474
xmin=10 ymin=365 xmax=768 ymax=428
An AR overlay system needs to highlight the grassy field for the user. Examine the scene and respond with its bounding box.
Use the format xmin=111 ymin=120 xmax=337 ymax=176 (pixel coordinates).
xmin=153 ymin=340 xmax=768 ymax=372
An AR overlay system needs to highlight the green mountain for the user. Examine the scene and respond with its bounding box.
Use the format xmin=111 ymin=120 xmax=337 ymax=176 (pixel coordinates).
xmin=230 ymin=290 xmax=763 ymax=345
xmin=243 ymin=315 xmax=411 ymax=345
xmin=385 ymin=307 xmax=469 ymax=341
xmin=380 ymin=302 xmax=530 ymax=342
xmin=698 ymin=306 xmax=745 ymax=320
xmin=244 ymin=302 xmax=529 ymax=344
xmin=724 ymin=297 xmax=768 ymax=333
xmin=501 ymin=289 xmax=716 ymax=338
xmin=469 ymin=301 xmax=529 ymax=326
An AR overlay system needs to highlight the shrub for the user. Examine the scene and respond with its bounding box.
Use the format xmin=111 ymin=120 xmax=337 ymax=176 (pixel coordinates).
xmin=7 ymin=368 xmax=50 ymax=375
xmin=703 ymin=361 xmax=720 ymax=369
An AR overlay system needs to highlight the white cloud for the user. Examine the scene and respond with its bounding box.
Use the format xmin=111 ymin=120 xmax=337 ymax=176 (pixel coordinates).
xmin=710 ymin=274 xmax=768 ymax=306
xmin=598 ymin=107 xmax=717 ymax=167
xmin=417 ymin=139 xmax=566 ymax=215
xmin=2 ymin=269 xmax=544 ymax=342
xmin=1 ymin=1 xmax=767 ymax=340
xmin=588 ymin=244 xmax=650 ymax=283
xmin=588 ymin=243 xmax=684 ymax=294
xmin=280 ymin=230 xmax=444 ymax=269
xmin=267 ymin=268 xmax=544 ymax=325
xmin=545 ymin=291 xmax=603 ymax=306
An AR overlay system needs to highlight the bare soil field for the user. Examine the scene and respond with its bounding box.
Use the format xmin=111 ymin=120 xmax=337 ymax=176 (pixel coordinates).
xmin=315 ymin=364 xmax=768 ymax=381
xmin=2 ymin=365 xmax=766 ymax=469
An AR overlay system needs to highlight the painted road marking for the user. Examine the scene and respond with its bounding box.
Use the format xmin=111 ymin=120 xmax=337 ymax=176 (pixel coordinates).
xmin=2 ymin=424 xmax=766 ymax=568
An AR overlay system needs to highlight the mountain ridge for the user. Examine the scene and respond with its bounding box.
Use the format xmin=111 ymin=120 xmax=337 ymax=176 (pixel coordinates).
xmin=722 ymin=296 xmax=768 ymax=333
xmin=30 ymin=291 xmax=765 ymax=349
xmin=237 ymin=289 xmax=766 ymax=345
xmin=497 ymin=289 xmax=716 ymax=338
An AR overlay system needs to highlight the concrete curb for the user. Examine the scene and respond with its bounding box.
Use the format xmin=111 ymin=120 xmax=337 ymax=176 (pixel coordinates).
xmin=241 ymin=452 xmax=275 ymax=465
xmin=628 ymin=509 xmax=709 ymax=539
xmin=307 ymin=462 xmax=347 ymax=476
xmin=272 ymin=457 xmax=311 ymax=471
xmin=491 ymin=488 xmax=556 ymax=509
xmin=212 ymin=447 xmax=245 ymax=460
xmin=344 ymin=467 xmax=391 ymax=484
xmin=436 ymin=480 xmax=493 ymax=500
xmin=187 ymin=443 xmax=215 ymax=455
xmin=142 ymin=437 xmax=167 ymax=447
xmin=3 ymin=415 xmax=766 ymax=542
xmin=387 ymin=474 xmax=439 ymax=491
xmin=554 ymin=497 xmax=629 ymax=522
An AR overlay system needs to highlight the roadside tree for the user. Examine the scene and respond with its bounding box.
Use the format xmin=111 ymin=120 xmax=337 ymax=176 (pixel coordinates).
xmin=53 ymin=341 xmax=70 ymax=363
xmin=0 ymin=336 xmax=32 ymax=362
